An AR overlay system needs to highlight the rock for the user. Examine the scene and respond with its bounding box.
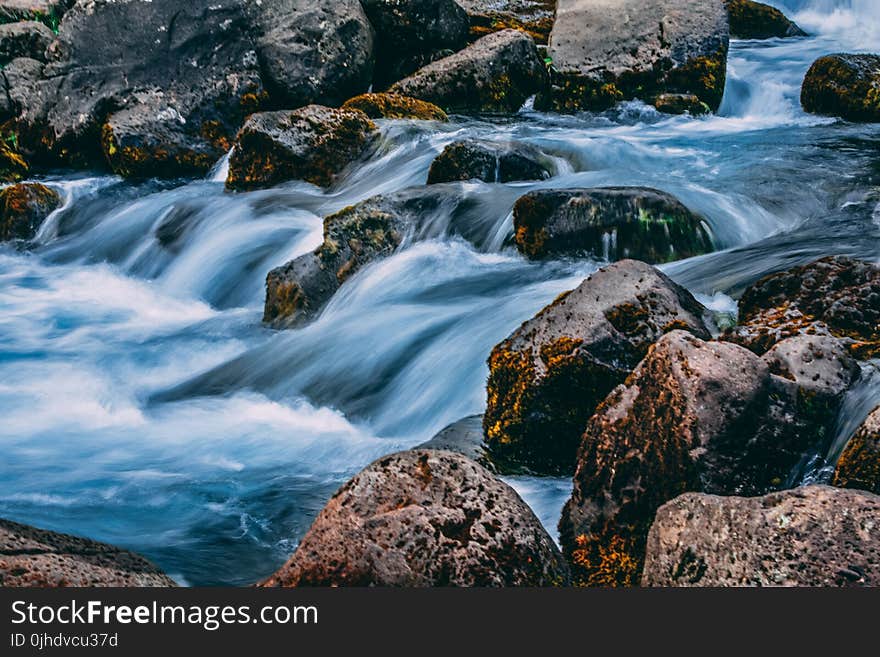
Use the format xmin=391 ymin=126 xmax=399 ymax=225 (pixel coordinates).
xmin=833 ymin=407 xmax=880 ymax=495
xmin=250 ymin=0 xmax=375 ymax=108
xmin=538 ymin=0 xmax=729 ymax=112
xmin=427 ymin=140 xmax=552 ymax=184
xmin=388 ymin=29 xmax=547 ymax=114
xmin=226 ymin=106 xmax=377 ymax=191
xmin=341 ymin=93 xmax=448 ymax=121
xmin=0 ymin=517 xmax=176 ymax=587
xmin=484 ymin=260 xmax=711 ymax=476
xmin=0 ymin=140 xmax=29 ymax=181
xmin=0 ymin=1 xmax=70 ymax=29
xmin=802 ymin=54 xmax=880 ymax=122
xmin=0 ymin=181 xmax=60 ymax=241
xmin=726 ymin=256 xmax=880 ymax=360
xmin=263 ymin=186 xmax=472 ymax=326
xmin=458 ymin=0 xmax=556 ymax=45
xmin=725 ymin=0 xmax=807 ymax=40
xmin=653 ymin=93 xmax=710 ymax=116
xmin=642 ymin=486 xmax=880 ymax=587
xmin=417 ymin=416 xmax=495 ymax=472
xmin=0 ymin=56 xmax=42 ymax=123
xmin=513 ymin=187 xmax=714 ymax=263
xmin=262 ymin=450 xmax=569 ymax=586
xmin=0 ymin=20 xmax=52 ymax=64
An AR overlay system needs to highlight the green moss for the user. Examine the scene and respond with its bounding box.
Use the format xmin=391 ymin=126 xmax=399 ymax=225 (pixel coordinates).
xmin=341 ymin=93 xmax=447 ymax=122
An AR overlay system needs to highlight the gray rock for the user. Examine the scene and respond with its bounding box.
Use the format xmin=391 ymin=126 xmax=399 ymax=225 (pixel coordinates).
xmin=0 ymin=56 xmax=42 ymax=122
xmin=458 ymin=0 xmax=556 ymax=44
xmin=427 ymin=140 xmax=552 ymax=184
xmin=484 ymin=260 xmax=711 ymax=476
xmin=538 ymin=0 xmax=729 ymax=112
xmin=417 ymin=416 xmax=495 ymax=472
xmin=0 ymin=517 xmax=176 ymax=587
xmin=389 ymin=29 xmax=547 ymax=114
xmin=833 ymin=406 xmax=880 ymax=495
xmin=642 ymin=486 xmax=880 ymax=587
xmin=0 ymin=20 xmax=53 ymax=64
xmin=261 ymin=450 xmax=570 ymax=586
xmin=0 ymin=1 xmax=71 ymax=27
xmin=512 ymin=187 xmax=714 ymax=263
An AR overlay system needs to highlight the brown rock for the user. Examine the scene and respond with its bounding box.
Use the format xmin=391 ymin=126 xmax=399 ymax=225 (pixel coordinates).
xmin=833 ymin=407 xmax=880 ymax=495
xmin=341 ymin=93 xmax=448 ymax=121
xmin=0 ymin=181 xmax=60 ymax=241
xmin=725 ymin=0 xmax=806 ymax=40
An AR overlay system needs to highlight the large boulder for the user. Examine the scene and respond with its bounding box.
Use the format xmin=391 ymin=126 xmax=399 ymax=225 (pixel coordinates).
xmin=261 ymin=450 xmax=570 ymax=586
xmin=0 ymin=20 xmax=52 ymax=64
xmin=341 ymin=93 xmax=448 ymax=121
xmin=538 ymin=0 xmax=729 ymax=112
xmin=263 ymin=186 xmax=471 ymax=326
xmin=484 ymin=260 xmax=711 ymax=476
xmin=1 ymin=518 xmax=176 ymax=587
xmin=513 ymin=187 xmax=714 ymax=263
xmin=388 ymin=29 xmax=547 ymax=114
xmin=833 ymin=407 xmax=880 ymax=495
xmin=226 ymin=106 xmax=378 ymax=191
xmin=802 ymin=54 xmax=880 ymax=122
xmin=726 ymin=256 xmax=880 ymax=360
xmin=458 ymin=0 xmax=557 ymax=45
xmin=0 ymin=181 xmax=60 ymax=241
xmin=725 ymin=0 xmax=806 ymax=40
xmin=427 ymin=140 xmax=552 ymax=184
xmin=642 ymin=486 xmax=880 ymax=587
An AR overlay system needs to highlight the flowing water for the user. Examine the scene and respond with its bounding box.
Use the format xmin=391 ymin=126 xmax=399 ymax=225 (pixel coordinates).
xmin=1 ymin=0 xmax=879 ymax=585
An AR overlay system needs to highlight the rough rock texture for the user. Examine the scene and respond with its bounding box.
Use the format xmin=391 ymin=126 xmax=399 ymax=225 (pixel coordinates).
xmin=389 ymin=29 xmax=547 ymax=114
xmin=0 ymin=181 xmax=60 ymax=241
xmin=264 ymin=187 xmax=471 ymax=326
xmin=0 ymin=1 xmax=71 ymax=28
xmin=726 ymin=256 xmax=880 ymax=360
xmin=226 ymin=106 xmax=377 ymax=191
xmin=0 ymin=518 xmax=176 ymax=587
xmin=417 ymin=416 xmax=495 ymax=472
xmin=341 ymin=93 xmax=448 ymax=121
xmin=725 ymin=0 xmax=806 ymax=39
xmin=427 ymin=140 xmax=552 ymax=184
xmin=0 ymin=140 xmax=29 ymax=181
xmin=538 ymin=0 xmax=729 ymax=112
xmin=653 ymin=93 xmax=710 ymax=115
xmin=802 ymin=54 xmax=880 ymax=122
xmin=262 ymin=450 xmax=570 ymax=587
xmin=513 ymin=187 xmax=714 ymax=263
xmin=0 ymin=55 xmax=42 ymax=123
xmin=642 ymin=486 xmax=880 ymax=587
xmin=834 ymin=407 xmax=880 ymax=495
xmin=0 ymin=20 xmax=53 ymax=64
xmin=458 ymin=0 xmax=556 ymax=44
xmin=484 ymin=260 xmax=711 ymax=475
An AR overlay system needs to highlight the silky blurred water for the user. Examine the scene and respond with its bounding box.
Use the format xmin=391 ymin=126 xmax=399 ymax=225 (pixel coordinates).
xmin=1 ymin=1 xmax=879 ymax=585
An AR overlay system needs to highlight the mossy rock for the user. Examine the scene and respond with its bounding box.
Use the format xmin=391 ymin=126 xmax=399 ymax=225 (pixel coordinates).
xmin=802 ymin=53 xmax=880 ymax=122
xmin=0 ymin=139 xmax=29 ymax=181
xmin=458 ymin=0 xmax=556 ymax=45
xmin=653 ymin=93 xmax=710 ymax=116
xmin=833 ymin=406 xmax=880 ymax=495
xmin=724 ymin=0 xmax=806 ymax=40
xmin=0 ymin=181 xmax=60 ymax=241
xmin=341 ymin=93 xmax=448 ymax=121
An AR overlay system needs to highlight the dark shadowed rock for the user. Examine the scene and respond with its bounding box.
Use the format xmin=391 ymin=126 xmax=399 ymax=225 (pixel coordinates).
xmin=726 ymin=256 xmax=880 ymax=360
xmin=642 ymin=486 xmax=880 ymax=587
xmin=388 ymin=29 xmax=547 ymax=114
xmin=417 ymin=416 xmax=495 ymax=472
xmin=0 ymin=181 xmax=60 ymax=241
xmin=802 ymin=54 xmax=880 ymax=122
xmin=725 ymin=0 xmax=806 ymax=39
xmin=539 ymin=0 xmax=729 ymax=112
xmin=834 ymin=407 xmax=880 ymax=495
xmin=653 ymin=93 xmax=710 ymax=115
xmin=0 ymin=20 xmax=53 ymax=64
xmin=0 ymin=1 xmax=71 ymax=28
xmin=427 ymin=140 xmax=552 ymax=184
xmin=484 ymin=260 xmax=711 ymax=476
xmin=226 ymin=106 xmax=377 ymax=191
xmin=458 ymin=0 xmax=556 ymax=44
xmin=0 ymin=55 xmax=42 ymax=123
xmin=341 ymin=93 xmax=448 ymax=121
xmin=261 ymin=450 xmax=570 ymax=587
xmin=0 ymin=140 xmax=29 ymax=181
xmin=0 ymin=517 xmax=176 ymax=587
xmin=513 ymin=187 xmax=714 ymax=263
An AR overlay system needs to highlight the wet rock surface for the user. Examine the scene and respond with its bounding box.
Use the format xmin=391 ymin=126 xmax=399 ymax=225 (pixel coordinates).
xmin=0 ymin=181 xmax=59 ymax=241
xmin=725 ymin=0 xmax=806 ymax=40
xmin=802 ymin=54 xmax=880 ymax=122
xmin=653 ymin=93 xmax=710 ymax=115
xmin=341 ymin=93 xmax=448 ymax=121
xmin=834 ymin=406 xmax=880 ymax=495
xmin=427 ymin=140 xmax=552 ymax=184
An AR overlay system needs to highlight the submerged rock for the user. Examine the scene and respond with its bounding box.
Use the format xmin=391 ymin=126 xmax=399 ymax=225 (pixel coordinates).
xmin=262 ymin=450 xmax=569 ymax=587
xmin=513 ymin=187 xmax=713 ymax=263
xmin=458 ymin=0 xmax=556 ymax=45
xmin=0 ymin=20 xmax=53 ymax=64
xmin=0 ymin=181 xmax=60 ymax=241
xmin=484 ymin=260 xmax=711 ymax=476
xmin=226 ymin=106 xmax=377 ymax=191
xmin=833 ymin=406 xmax=880 ymax=495
xmin=726 ymin=256 xmax=880 ymax=360
xmin=388 ymin=29 xmax=547 ymax=114
xmin=427 ymin=140 xmax=552 ymax=184
xmin=725 ymin=0 xmax=806 ymax=40
xmin=538 ymin=0 xmax=729 ymax=112
xmin=653 ymin=93 xmax=710 ymax=116
xmin=802 ymin=54 xmax=880 ymax=122
xmin=0 ymin=517 xmax=176 ymax=587
xmin=417 ymin=415 xmax=495 ymax=472
xmin=341 ymin=93 xmax=448 ymax=121
xmin=642 ymin=486 xmax=880 ymax=587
